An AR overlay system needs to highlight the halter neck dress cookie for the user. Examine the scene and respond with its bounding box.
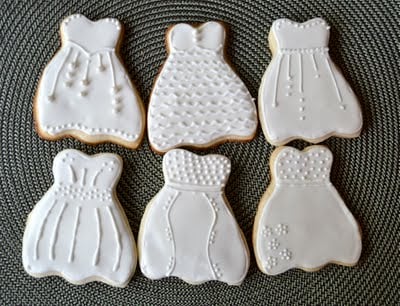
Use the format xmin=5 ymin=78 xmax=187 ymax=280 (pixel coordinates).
xmin=258 ymin=18 xmax=363 ymax=145
xmin=34 ymin=14 xmax=145 ymax=149
xmin=147 ymin=22 xmax=258 ymax=153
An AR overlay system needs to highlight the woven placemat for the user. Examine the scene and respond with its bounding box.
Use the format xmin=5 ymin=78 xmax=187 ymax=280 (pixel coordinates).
xmin=1 ymin=0 xmax=399 ymax=305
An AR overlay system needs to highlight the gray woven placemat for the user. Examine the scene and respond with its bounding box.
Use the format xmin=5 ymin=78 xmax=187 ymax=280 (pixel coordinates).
xmin=1 ymin=0 xmax=399 ymax=305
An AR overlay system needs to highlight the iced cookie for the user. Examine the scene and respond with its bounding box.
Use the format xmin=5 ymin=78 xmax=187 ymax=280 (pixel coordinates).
xmin=34 ymin=14 xmax=145 ymax=149
xmin=138 ymin=149 xmax=249 ymax=285
xmin=147 ymin=21 xmax=258 ymax=153
xmin=258 ymin=18 xmax=363 ymax=146
xmin=22 ymin=149 xmax=137 ymax=287
xmin=253 ymin=146 xmax=362 ymax=275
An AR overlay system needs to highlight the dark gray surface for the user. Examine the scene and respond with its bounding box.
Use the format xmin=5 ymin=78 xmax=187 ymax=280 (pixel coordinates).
xmin=0 ymin=0 xmax=399 ymax=305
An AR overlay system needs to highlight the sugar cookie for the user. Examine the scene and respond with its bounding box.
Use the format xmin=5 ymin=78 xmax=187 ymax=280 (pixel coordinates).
xmin=253 ymin=145 xmax=362 ymax=275
xmin=22 ymin=149 xmax=137 ymax=287
xmin=258 ymin=18 xmax=363 ymax=146
xmin=147 ymin=21 xmax=258 ymax=153
xmin=34 ymin=14 xmax=145 ymax=149
xmin=138 ymin=149 xmax=249 ymax=285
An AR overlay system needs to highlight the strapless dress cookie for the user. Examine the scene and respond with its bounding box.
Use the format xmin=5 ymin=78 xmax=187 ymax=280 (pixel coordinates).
xmin=138 ymin=149 xmax=249 ymax=285
xmin=148 ymin=22 xmax=258 ymax=153
xmin=34 ymin=14 xmax=145 ymax=149
xmin=253 ymin=146 xmax=362 ymax=275
xmin=22 ymin=149 xmax=137 ymax=287
xmin=259 ymin=18 xmax=363 ymax=145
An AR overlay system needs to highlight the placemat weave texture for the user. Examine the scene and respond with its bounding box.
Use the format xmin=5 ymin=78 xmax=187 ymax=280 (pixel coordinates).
xmin=0 ymin=0 xmax=399 ymax=305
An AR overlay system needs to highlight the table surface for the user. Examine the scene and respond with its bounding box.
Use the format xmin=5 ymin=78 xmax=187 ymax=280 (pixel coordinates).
xmin=1 ymin=0 xmax=399 ymax=305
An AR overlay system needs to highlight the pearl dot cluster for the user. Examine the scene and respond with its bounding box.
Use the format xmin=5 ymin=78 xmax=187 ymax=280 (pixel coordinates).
xmin=262 ymin=226 xmax=273 ymax=237
xmin=279 ymin=249 xmax=292 ymax=261
xmin=275 ymin=148 xmax=332 ymax=182
xmin=53 ymin=184 xmax=112 ymax=202
xmin=274 ymin=223 xmax=288 ymax=235
xmin=265 ymin=256 xmax=278 ymax=270
xmin=267 ymin=238 xmax=280 ymax=250
xmin=164 ymin=150 xmax=231 ymax=187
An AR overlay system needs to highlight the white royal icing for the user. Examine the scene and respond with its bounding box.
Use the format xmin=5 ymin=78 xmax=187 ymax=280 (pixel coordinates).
xmin=147 ymin=22 xmax=258 ymax=152
xmin=253 ymin=146 xmax=362 ymax=275
xmin=22 ymin=149 xmax=137 ymax=287
xmin=35 ymin=14 xmax=144 ymax=147
xmin=258 ymin=18 xmax=363 ymax=145
xmin=138 ymin=149 xmax=249 ymax=285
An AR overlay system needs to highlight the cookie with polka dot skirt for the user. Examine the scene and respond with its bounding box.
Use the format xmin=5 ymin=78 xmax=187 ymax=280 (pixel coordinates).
xmin=22 ymin=149 xmax=137 ymax=287
xmin=138 ymin=149 xmax=249 ymax=285
xmin=253 ymin=146 xmax=362 ymax=275
xmin=34 ymin=14 xmax=145 ymax=149
xmin=258 ymin=18 xmax=363 ymax=145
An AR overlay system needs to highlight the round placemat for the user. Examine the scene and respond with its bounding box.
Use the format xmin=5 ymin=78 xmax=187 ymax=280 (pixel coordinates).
xmin=0 ymin=0 xmax=399 ymax=304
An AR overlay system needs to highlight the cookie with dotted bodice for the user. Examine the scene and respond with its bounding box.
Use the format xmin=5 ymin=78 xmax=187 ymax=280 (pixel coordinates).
xmin=258 ymin=18 xmax=363 ymax=145
xmin=147 ymin=21 xmax=258 ymax=153
xmin=22 ymin=149 xmax=137 ymax=287
xmin=34 ymin=14 xmax=145 ymax=149
xmin=138 ymin=149 xmax=249 ymax=285
xmin=253 ymin=146 xmax=362 ymax=275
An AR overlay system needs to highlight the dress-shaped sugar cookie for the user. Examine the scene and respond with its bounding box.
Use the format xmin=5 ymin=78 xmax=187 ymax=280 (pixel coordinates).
xmin=22 ymin=149 xmax=137 ymax=287
xmin=253 ymin=146 xmax=362 ymax=275
xmin=35 ymin=14 xmax=145 ymax=149
xmin=138 ymin=149 xmax=249 ymax=285
xmin=259 ymin=18 xmax=363 ymax=145
xmin=148 ymin=22 xmax=258 ymax=153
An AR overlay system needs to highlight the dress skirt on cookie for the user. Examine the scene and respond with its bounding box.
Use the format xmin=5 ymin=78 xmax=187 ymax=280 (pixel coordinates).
xmin=253 ymin=146 xmax=362 ymax=275
xmin=22 ymin=150 xmax=136 ymax=287
xmin=259 ymin=18 xmax=362 ymax=145
xmin=148 ymin=22 xmax=258 ymax=152
xmin=139 ymin=149 xmax=249 ymax=285
xmin=35 ymin=14 xmax=144 ymax=148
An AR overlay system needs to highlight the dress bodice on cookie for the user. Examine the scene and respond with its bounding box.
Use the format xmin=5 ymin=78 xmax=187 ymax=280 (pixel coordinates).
xmin=168 ymin=22 xmax=225 ymax=52
xmin=61 ymin=14 xmax=121 ymax=53
xmin=272 ymin=18 xmax=330 ymax=50
xmin=274 ymin=147 xmax=332 ymax=184
xmin=163 ymin=149 xmax=231 ymax=190
xmin=52 ymin=150 xmax=122 ymax=192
